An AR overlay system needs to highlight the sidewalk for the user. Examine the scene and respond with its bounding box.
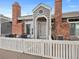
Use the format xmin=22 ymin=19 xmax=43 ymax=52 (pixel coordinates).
xmin=0 ymin=49 xmax=51 ymax=59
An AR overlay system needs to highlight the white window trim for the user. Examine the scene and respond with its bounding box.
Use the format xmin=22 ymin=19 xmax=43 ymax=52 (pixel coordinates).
xmin=24 ymin=21 xmax=33 ymax=38
xmin=69 ymin=22 xmax=79 ymax=37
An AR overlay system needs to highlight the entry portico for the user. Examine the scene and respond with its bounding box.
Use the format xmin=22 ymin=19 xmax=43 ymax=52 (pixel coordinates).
xmin=33 ymin=3 xmax=51 ymax=39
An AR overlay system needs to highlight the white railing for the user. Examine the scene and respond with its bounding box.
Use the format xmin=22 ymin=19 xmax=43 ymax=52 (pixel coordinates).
xmin=0 ymin=37 xmax=79 ymax=59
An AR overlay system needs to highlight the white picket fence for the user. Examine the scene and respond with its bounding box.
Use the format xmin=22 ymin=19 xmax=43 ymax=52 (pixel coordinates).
xmin=0 ymin=37 xmax=79 ymax=59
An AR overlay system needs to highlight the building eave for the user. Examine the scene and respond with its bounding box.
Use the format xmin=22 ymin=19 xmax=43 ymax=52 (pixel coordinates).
xmin=18 ymin=15 xmax=33 ymax=20
xmin=0 ymin=14 xmax=12 ymax=23
xmin=18 ymin=11 xmax=79 ymax=20
xmin=51 ymin=11 xmax=79 ymax=19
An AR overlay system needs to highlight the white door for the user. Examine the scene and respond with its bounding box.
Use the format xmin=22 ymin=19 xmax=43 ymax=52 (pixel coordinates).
xmin=37 ymin=22 xmax=46 ymax=39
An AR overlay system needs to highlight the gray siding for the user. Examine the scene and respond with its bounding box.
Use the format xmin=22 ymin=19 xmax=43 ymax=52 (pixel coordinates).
xmin=1 ymin=22 xmax=12 ymax=35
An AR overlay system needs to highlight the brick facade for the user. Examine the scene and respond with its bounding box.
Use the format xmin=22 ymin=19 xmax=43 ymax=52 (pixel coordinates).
xmin=12 ymin=2 xmax=24 ymax=36
xmin=12 ymin=1 xmax=70 ymax=39
xmin=54 ymin=0 xmax=70 ymax=40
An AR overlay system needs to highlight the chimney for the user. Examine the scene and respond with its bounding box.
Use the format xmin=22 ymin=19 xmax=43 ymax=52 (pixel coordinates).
xmin=54 ymin=0 xmax=63 ymax=39
xmin=12 ymin=2 xmax=21 ymax=23
xmin=12 ymin=2 xmax=23 ymax=36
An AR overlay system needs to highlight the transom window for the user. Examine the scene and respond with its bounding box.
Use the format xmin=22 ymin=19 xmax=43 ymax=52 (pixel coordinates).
xmin=69 ymin=19 xmax=79 ymax=22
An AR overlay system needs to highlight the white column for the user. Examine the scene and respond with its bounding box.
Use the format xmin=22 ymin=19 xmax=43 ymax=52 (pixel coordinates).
xmin=0 ymin=23 xmax=1 ymax=35
xmin=30 ymin=22 xmax=33 ymax=38
xmin=0 ymin=18 xmax=1 ymax=35
xmin=33 ymin=17 xmax=35 ymax=39
xmin=35 ymin=19 xmax=37 ymax=39
xmin=46 ymin=19 xmax=48 ymax=39
xmin=49 ymin=11 xmax=52 ymax=40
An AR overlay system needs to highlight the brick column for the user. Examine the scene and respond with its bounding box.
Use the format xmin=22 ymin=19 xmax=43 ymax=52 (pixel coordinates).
xmin=12 ymin=2 xmax=24 ymax=36
xmin=54 ymin=0 xmax=70 ymax=40
xmin=12 ymin=2 xmax=21 ymax=24
xmin=54 ymin=0 xmax=62 ymax=38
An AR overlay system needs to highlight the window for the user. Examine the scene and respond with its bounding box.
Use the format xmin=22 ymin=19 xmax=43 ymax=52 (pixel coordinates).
xmin=70 ymin=23 xmax=75 ymax=35
xmin=26 ymin=24 xmax=30 ymax=34
xmin=75 ymin=24 xmax=79 ymax=35
xmin=70 ymin=23 xmax=79 ymax=36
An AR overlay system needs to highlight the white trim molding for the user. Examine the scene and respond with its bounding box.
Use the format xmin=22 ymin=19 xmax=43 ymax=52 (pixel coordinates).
xmin=0 ymin=23 xmax=1 ymax=35
xmin=33 ymin=3 xmax=52 ymax=13
xmin=35 ymin=15 xmax=48 ymax=39
xmin=24 ymin=21 xmax=33 ymax=38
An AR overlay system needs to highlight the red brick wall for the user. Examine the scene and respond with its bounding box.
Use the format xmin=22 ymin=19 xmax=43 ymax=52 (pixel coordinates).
xmin=61 ymin=22 xmax=70 ymax=40
xmin=54 ymin=0 xmax=62 ymax=35
xmin=12 ymin=2 xmax=24 ymax=36
xmin=54 ymin=0 xmax=70 ymax=40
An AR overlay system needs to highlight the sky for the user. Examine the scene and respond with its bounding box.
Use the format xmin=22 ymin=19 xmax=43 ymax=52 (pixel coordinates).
xmin=0 ymin=0 xmax=79 ymax=17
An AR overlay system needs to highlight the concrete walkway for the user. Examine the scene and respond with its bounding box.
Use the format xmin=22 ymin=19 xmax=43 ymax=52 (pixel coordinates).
xmin=0 ymin=49 xmax=51 ymax=59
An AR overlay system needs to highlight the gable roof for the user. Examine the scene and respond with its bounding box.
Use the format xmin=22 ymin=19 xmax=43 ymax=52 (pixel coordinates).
xmin=32 ymin=3 xmax=52 ymax=12
xmin=18 ymin=15 xmax=33 ymax=20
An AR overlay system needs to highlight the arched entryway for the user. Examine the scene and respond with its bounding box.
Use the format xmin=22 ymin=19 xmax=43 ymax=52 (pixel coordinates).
xmin=36 ymin=17 xmax=47 ymax=39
